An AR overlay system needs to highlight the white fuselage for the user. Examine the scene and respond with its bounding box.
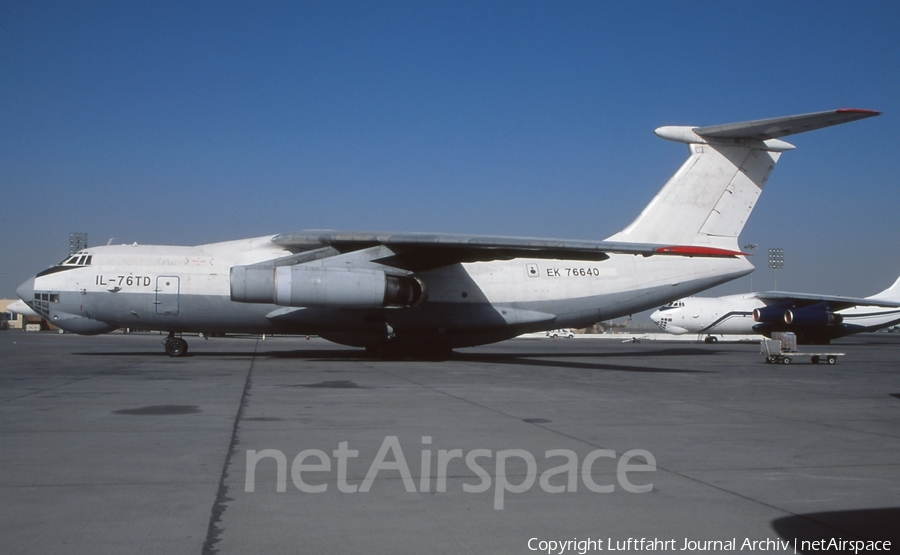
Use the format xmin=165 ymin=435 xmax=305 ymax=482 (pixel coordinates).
xmin=651 ymin=295 xmax=762 ymax=335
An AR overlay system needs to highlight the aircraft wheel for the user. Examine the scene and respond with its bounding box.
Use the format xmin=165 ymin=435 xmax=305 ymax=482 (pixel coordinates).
xmin=811 ymin=356 xmax=820 ymax=364
xmin=781 ymin=357 xmax=791 ymax=365
xmin=765 ymin=357 xmax=773 ymax=364
xmin=165 ymin=337 xmax=188 ymax=357
xmin=705 ymin=336 xmax=718 ymax=343
xmin=827 ymin=356 xmax=837 ymax=365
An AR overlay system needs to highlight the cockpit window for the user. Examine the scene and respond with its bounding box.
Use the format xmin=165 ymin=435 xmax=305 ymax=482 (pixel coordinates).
xmin=57 ymin=253 xmax=92 ymax=267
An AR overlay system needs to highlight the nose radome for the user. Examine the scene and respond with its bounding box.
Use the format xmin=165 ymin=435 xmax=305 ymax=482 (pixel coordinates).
xmin=16 ymin=277 xmax=35 ymax=303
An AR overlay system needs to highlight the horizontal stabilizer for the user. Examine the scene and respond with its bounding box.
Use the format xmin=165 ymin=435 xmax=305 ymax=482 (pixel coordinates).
xmin=693 ymin=108 xmax=880 ymax=141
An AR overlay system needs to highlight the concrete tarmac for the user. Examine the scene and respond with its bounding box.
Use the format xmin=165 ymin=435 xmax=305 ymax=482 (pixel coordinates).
xmin=1 ymin=332 xmax=899 ymax=554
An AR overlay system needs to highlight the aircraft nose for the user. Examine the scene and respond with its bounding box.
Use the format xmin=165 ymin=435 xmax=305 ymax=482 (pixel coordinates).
xmin=16 ymin=276 xmax=35 ymax=303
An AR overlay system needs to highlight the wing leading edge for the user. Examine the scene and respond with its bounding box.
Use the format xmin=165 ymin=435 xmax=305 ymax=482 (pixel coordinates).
xmin=270 ymin=232 xmax=746 ymax=272
xmin=753 ymin=291 xmax=900 ymax=312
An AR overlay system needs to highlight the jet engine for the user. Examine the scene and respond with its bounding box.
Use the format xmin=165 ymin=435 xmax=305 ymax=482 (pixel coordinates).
xmin=230 ymin=265 xmax=425 ymax=308
xmin=752 ymin=306 xmax=787 ymax=324
xmin=783 ymin=309 xmax=842 ymax=326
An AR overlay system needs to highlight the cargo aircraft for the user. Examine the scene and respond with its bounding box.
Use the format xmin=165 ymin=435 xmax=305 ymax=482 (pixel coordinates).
xmin=651 ymin=274 xmax=900 ymax=344
xmin=16 ymin=109 xmax=878 ymax=357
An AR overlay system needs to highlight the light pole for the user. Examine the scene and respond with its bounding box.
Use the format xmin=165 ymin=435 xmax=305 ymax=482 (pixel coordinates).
xmin=743 ymin=243 xmax=757 ymax=291
xmin=768 ymin=248 xmax=784 ymax=291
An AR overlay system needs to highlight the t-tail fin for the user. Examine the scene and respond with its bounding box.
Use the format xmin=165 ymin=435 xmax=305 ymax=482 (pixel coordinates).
xmin=607 ymin=109 xmax=880 ymax=250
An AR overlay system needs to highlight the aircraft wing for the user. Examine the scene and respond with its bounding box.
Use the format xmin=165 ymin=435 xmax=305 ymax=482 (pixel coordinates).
xmin=752 ymin=291 xmax=900 ymax=312
xmin=270 ymin=231 xmax=746 ymax=272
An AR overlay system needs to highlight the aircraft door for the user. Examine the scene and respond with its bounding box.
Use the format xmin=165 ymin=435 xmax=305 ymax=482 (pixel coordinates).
xmin=155 ymin=276 xmax=180 ymax=315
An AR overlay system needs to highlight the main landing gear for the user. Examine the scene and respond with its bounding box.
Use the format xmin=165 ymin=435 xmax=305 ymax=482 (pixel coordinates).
xmin=164 ymin=333 xmax=189 ymax=357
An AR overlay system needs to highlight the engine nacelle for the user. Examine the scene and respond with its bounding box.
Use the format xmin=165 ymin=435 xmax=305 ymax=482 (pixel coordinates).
xmin=230 ymin=265 xmax=424 ymax=308
xmin=753 ymin=306 xmax=787 ymax=324
xmin=784 ymin=309 xmax=843 ymax=326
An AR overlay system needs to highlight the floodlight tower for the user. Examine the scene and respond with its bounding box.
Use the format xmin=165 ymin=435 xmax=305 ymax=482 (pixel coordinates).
xmin=69 ymin=232 xmax=88 ymax=255
xmin=768 ymin=248 xmax=784 ymax=291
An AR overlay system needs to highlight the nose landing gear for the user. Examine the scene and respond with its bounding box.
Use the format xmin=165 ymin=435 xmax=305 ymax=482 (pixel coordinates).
xmin=164 ymin=333 xmax=189 ymax=357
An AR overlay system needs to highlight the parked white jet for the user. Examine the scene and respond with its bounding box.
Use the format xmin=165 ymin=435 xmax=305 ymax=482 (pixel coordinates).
xmin=16 ymin=109 xmax=878 ymax=357
xmin=6 ymin=299 xmax=39 ymax=319
xmin=651 ymin=275 xmax=900 ymax=344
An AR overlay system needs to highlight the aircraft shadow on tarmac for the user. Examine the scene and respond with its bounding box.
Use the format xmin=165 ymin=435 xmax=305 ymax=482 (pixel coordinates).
xmin=447 ymin=350 xmax=715 ymax=374
xmin=771 ymin=507 xmax=900 ymax=553
xmin=74 ymin=347 xmax=718 ymax=374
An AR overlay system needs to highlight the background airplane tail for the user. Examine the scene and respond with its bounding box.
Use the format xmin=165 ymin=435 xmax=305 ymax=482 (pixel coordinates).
xmin=869 ymin=275 xmax=900 ymax=301
xmin=607 ymin=109 xmax=880 ymax=251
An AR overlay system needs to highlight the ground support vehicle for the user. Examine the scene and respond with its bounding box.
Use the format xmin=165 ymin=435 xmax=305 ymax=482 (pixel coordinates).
xmin=760 ymin=339 xmax=844 ymax=365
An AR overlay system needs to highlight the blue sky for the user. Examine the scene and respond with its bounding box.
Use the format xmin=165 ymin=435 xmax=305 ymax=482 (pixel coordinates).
xmin=2 ymin=1 xmax=899 ymax=302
